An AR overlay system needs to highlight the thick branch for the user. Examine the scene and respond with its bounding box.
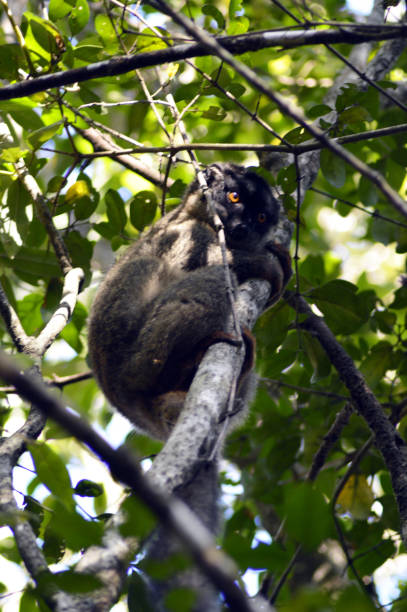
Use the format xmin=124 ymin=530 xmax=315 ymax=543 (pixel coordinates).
xmin=1 ymin=25 xmax=407 ymax=100
xmin=0 ymin=347 xmax=274 ymax=612
xmin=285 ymin=291 xmax=407 ymax=547
xmin=34 ymin=267 xmax=84 ymax=356
xmin=0 ymin=438 xmax=49 ymax=575
xmin=0 ymin=268 xmax=84 ymax=359
xmin=149 ymin=279 xmax=271 ymax=493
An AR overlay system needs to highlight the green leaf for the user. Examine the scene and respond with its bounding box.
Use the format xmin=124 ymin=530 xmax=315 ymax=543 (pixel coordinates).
xmin=335 ymin=585 xmax=377 ymax=612
xmin=22 ymin=13 xmax=64 ymax=64
xmin=93 ymin=221 xmax=116 ymax=240
xmin=43 ymin=524 xmax=66 ymax=564
xmin=7 ymin=179 xmax=30 ymax=238
xmin=17 ymin=293 xmax=43 ymax=335
xmin=164 ymin=588 xmax=197 ymax=612
xmin=136 ymin=27 xmax=168 ymax=52
xmin=0 ymin=537 xmax=20 ymax=565
xmin=202 ymin=5 xmax=225 ymax=30
xmin=23 ymin=496 xmax=44 ymax=537
xmin=255 ymin=302 xmax=291 ymax=354
xmin=201 ymin=105 xmax=227 ymax=121
xmin=358 ymin=175 xmax=378 ymax=207
xmin=69 ymin=0 xmax=90 ymax=35
xmin=338 ymin=105 xmax=370 ymax=127
xmin=303 ymin=332 xmax=331 ymax=381
xmin=284 ymin=127 xmax=309 ymax=144
xmin=307 ymin=104 xmax=332 ymax=119
xmin=28 ymin=442 xmax=73 ymax=507
xmin=120 ymin=495 xmax=156 ymax=539
xmin=1 ymin=146 xmax=29 ymax=162
xmin=64 ymin=230 xmax=94 ymax=272
xmin=95 ymin=14 xmax=119 ymax=52
xmin=389 ymin=285 xmax=407 ymax=309
xmin=48 ymin=176 xmax=66 ymax=193
xmin=128 ymin=571 xmax=157 ymax=612
xmin=46 ymin=500 xmax=103 ymax=550
xmin=124 ymin=430 xmax=163 ymax=458
xmin=27 ymin=120 xmax=64 ymax=150
xmin=227 ymin=17 xmax=249 ymax=35
xmin=284 ymin=482 xmax=333 ymax=550
xmin=105 ymin=189 xmax=127 ymax=233
xmin=360 ymin=341 xmax=393 ymax=389
xmin=42 ymin=569 xmax=102 ymax=594
xmin=60 ymin=300 xmax=87 ymax=353
xmin=75 ymin=195 xmax=98 ymax=220
xmin=19 ymin=588 xmax=40 ymax=612
xmin=130 ymin=191 xmax=158 ymax=231
xmin=299 ymin=254 xmax=326 ymax=286
xmin=278 ymin=164 xmax=297 ymax=194
xmin=320 ymin=148 xmax=346 ymax=188
xmin=259 ymin=348 xmax=297 ymax=379
xmin=49 ymin=0 xmax=74 ymax=20
xmin=311 ymin=280 xmax=374 ymax=334
xmin=0 ymin=98 xmax=44 ymax=131
xmin=74 ymin=479 xmax=104 ymax=498
xmin=335 ymin=83 xmax=359 ymax=112
xmin=353 ymin=538 xmax=395 ymax=576
xmin=228 ymin=0 xmax=244 ymax=18
xmin=74 ymin=39 xmax=104 ymax=61
xmin=0 ymin=44 xmax=25 ymax=80
xmin=2 ymin=246 xmax=61 ymax=285
xmin=372 ymin=309 xmax=396 ymax=333
xmin=65 ymin=175 xmax=99 ymax=221
xmin=25 ymin=217 xmax=47 ymax=248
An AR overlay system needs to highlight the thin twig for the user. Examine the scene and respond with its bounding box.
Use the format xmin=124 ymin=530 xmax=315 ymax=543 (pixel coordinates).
xmin=13 ymin=160 xmax=72 ymax=275
xmin=38 ymin=120 xmax=407 ymax=156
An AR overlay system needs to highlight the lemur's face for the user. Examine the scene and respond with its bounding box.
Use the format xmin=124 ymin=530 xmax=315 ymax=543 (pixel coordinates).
xmin=205 ymin=163 xmax=280 ymax=250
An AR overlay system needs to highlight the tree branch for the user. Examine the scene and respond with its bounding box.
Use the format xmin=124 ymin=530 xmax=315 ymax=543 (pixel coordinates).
xmin=285 ymin=291 xmax=407 ymax=548
xmin=0 ymin=284 xmax=30 ymax=352
xmin=14 ymin=160 xmax=73 ymax=276
xmin=35 ymin=267 xmax=84 ymax=356
xmin=75 ymin=127 xmax=175 ymax=188
xmin=0 ymin=327 xmax=275 ymax=612
xmin=1 ymin=25 xmax=407 ymax=101
xmin=51 ymin=121 xmax=407 ymax=158
xmin=149 ymin=279 xmax=271 ymax=493
xmin=0 ymin=267 xmax=83 ymax=360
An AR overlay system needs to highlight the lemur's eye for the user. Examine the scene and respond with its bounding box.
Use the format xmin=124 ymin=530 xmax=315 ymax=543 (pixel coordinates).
xmin=228 ymin=191 xmax=240 ymax=203
xmin=258 ymin=212 xmax=267 ymax=223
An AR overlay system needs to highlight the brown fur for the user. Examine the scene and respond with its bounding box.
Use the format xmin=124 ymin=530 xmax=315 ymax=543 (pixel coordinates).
xmin=88 ymin=163 xmax=291 ymax=440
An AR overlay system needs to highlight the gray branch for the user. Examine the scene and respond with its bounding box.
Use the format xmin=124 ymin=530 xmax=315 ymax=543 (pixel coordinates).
xmin=148 ymin=279 xmax=271 ymax=493
xmin=1 ymin=25 xmax=407 ymax=100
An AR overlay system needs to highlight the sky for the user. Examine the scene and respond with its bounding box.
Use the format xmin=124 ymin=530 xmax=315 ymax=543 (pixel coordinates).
xmin=347 ymin=0 xmax=374 ymax=14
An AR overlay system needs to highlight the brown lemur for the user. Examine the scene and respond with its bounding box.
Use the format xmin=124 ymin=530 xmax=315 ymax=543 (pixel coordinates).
xmin=88 ymin=163 xmax=291 ymax=611
xmin=88 ymin=162 xmax=292 ymax=441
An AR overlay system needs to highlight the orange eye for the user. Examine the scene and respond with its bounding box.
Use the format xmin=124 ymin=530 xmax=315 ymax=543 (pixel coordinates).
xmin=228 ymin=191 xmax=240 ymax=203
xmin=258 ymin=212 xmax=267 ymax=223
